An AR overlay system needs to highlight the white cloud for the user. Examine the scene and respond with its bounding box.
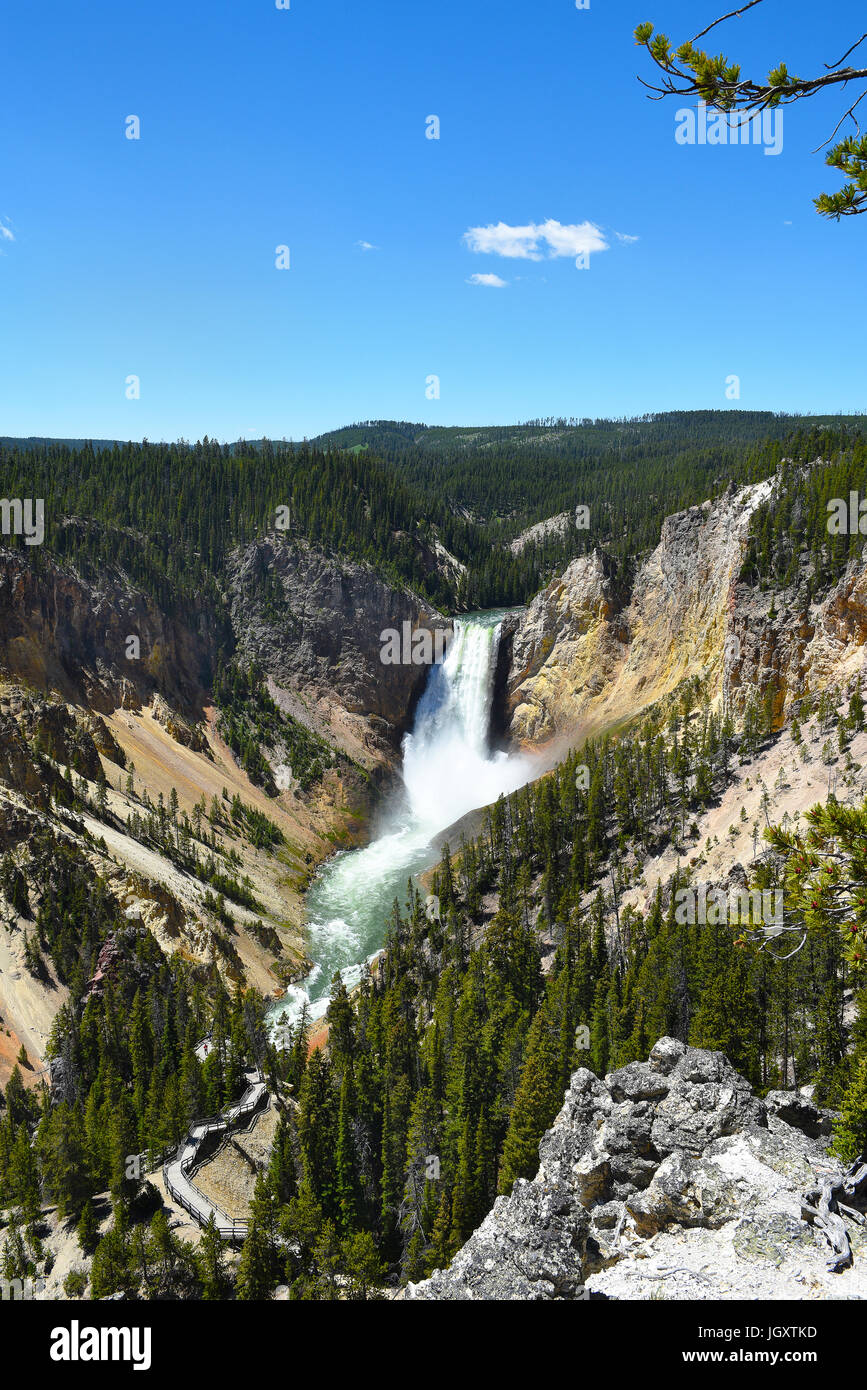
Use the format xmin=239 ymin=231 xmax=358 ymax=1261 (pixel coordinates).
xmin=615 ymin=230 xmax=639 ymax=244
xmin=463 ymin=219 xmax=608 ymax=261
xmin=0 ymin=221 xmax=14 ymax=243
xmin=464 ymin=222 xmax=547 ymax=260
xmin=467 ymin=272 xmax=507 ymax=288
xmin=356 ymin=240 xmax=378 ymax=251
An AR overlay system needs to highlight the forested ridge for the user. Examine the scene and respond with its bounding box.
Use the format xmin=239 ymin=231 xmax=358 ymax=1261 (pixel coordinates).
xmin=312 ymin=414 xmax=867 ymax=593
xmin=3 ymin=413 xmax=865 ymax=616
xmin=742 ymin=435 xmax=867 ymax=594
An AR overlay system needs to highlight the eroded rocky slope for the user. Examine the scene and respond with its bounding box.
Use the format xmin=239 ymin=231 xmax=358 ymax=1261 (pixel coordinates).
xmin=0 ymin=541 xmax=214 ymax=716
xmin=0 ymin=534 xmax=450 ymax=1085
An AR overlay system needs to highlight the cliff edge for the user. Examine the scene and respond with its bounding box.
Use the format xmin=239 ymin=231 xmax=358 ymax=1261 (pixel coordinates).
xmin=404 ymin=1038 xmax=867 ymax=1301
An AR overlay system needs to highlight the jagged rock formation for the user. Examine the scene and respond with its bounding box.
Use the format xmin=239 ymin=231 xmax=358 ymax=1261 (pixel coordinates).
xmin=404 ymin=1039 xmax=867 ymax=1300
xmin=0 ymin=686 xmax=121 ymax=816
xmin=226 ymin=536 xmax=452 ymax=749
xmin=727 ymin=551 xmax=867 ymax=726
xmin=150 ymin=693 xmax=209 ymax=752
xmin=1 ymin=686 xmax=124 ymax=778
xmin=504 ymin=548 xmax=627 ymax=745
xmin=84 ymin=925 xmax=152 ymax=1000
xmin=505 ymin=474 xmax=867 ymax=749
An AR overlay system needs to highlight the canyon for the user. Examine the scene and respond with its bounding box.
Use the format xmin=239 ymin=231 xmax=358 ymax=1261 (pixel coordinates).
xmin=4 ymin=466 xmax=867 ymax=1089
xmin=2 ymin=454 xmax=867 ymax=1303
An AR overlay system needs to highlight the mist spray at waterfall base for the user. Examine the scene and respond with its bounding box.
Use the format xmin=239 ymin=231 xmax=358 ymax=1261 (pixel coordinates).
xmin=269 ymin=612 xmax=536 ymax=1042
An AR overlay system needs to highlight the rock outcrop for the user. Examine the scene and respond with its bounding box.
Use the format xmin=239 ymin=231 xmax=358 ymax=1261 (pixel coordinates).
xmin=508 ymin=508 xmax=589 ymax=556
xmin=150 ymin=693 xmax=209 ymax=752
xmin=0 ymin=687 xmax=121 ymax=810
xmin=404 ymin=1039 xmax=867 ymax=1301
xmin=505 ymin=549 xmax=626 ymax=745
xmin=726 ymin=551 xmax=867 ymax=726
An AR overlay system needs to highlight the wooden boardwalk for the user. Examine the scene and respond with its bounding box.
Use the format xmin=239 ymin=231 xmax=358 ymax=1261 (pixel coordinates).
xmin=162 ymin=1070 xmax=267 ymax=1242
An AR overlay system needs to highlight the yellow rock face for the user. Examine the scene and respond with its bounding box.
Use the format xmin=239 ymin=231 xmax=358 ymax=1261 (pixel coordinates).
xmin=506 ymin=478 xmax=867 ymax=748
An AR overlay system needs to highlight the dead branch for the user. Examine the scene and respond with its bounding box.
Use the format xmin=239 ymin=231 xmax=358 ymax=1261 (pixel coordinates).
xmin=691 ymin=0 xmax=766 ymax=45
xmin=802 ymin=1157 xmax=867 ymax=1272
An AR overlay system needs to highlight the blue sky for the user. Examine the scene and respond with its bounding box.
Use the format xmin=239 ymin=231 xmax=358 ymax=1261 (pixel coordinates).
xmin=1 ymin=0 xmax=865 ymax=440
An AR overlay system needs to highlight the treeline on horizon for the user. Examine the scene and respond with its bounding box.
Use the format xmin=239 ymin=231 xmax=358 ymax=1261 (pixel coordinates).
xmin=2 ymin=413 xmax=865 ymax=621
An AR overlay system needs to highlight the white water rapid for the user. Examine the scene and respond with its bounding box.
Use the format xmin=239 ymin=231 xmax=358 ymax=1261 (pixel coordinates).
xmin=269 ymin=611 xmax=536 ymax=1042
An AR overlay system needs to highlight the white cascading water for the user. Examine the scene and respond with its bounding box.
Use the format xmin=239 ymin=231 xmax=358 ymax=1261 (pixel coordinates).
xmin=269 ymin=612 xmax=535 ymax=1041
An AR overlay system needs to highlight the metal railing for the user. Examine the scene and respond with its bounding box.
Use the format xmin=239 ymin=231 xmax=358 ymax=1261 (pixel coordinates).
xmin=162 ymin=1167 xmax=250 ymax=1242
xmin=162 ymin=1072 xmax=266 ymax=1243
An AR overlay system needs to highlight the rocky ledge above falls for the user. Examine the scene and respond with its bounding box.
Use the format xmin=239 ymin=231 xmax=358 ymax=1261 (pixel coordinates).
xmin=403 ymin=1038 xmax=867 ymax=1301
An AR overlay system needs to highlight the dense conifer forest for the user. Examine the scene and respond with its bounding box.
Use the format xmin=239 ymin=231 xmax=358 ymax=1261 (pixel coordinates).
xmin=741 ymin=437 xmax=867 ymax=593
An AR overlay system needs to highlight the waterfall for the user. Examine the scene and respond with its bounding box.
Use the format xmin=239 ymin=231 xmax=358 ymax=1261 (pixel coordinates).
xmin=269 ymin=611 xmax=535 ymax=1040
xmin=402 ymin=619 xmax=508 ymax=829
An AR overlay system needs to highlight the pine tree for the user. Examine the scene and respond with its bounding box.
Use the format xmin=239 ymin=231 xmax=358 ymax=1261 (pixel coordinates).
xmin=426 ymin=1189 xmax=454 ymax=1273
xmin=198 ymin=1214 xmax=229 ymax=1300
xmin=341 ymin=1230 xmax=386 ymax=1300
xmin=77 ymin=1197 xmax=99 ymax=1255
xmin=497 ymin=996 xmax=563 ymax=1193
xmin=235 ymin=1218 xmax=272 ymax=1301
xmin=832 ymin=1054 xmax=867 ymax=1164
xmin=334 ymin=1070 xmax=359 ymax=1232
